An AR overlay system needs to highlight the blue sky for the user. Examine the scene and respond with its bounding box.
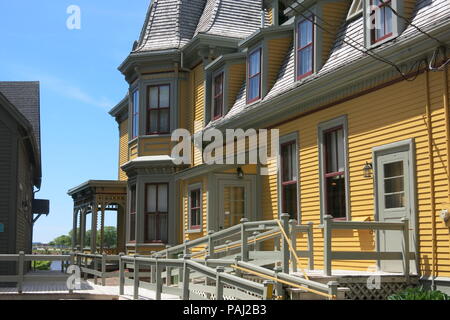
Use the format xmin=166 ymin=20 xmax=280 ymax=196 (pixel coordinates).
xmin=0 ymin=0 xmax=150 ymax=242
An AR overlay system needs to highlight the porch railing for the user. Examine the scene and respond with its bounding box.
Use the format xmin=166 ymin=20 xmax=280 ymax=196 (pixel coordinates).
xmin=323 ymin=215 xmax=415 ymax=279
xmin=0 ymin=252 xmax=74 ymax=293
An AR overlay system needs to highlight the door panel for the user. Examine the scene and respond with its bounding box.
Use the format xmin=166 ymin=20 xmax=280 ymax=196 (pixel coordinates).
xmin=376 ymin=149 xmax=415 ymax=273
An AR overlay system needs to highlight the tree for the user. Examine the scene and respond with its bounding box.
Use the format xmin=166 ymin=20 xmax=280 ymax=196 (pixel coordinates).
xmin=53 ymin=235 xmax=71 ymax=247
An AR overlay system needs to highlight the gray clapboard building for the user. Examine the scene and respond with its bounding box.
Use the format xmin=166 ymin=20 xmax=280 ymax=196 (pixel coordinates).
xmin=0 ymin=82 xmax=48 ymax=278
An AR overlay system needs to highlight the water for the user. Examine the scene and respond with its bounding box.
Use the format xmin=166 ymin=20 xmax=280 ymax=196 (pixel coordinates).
xmin=50 ymin=260 xmax=62 ymax=271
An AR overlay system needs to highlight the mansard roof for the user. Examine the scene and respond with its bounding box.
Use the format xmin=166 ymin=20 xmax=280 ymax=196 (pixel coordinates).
xmin=208 ymin=0 xmax=450 ymax=129
xmin=133 ymin=0 xmax=266 ymax=54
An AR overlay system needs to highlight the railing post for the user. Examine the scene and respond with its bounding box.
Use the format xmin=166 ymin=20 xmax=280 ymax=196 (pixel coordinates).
xmin=182 ymin=254 xmax=191 ymax=300
xmin=307 ymin=221 xmax=314 ymax=270
xmin=151 ymin=258 xmax=157 ymax=284
xmin=327 ymin=281 xmax=339 ymax=300
xmin=156 ymin=259 xmax=162 ymax=300
xmin=280 ymin=213 xmax=290 ymax=273
xmin=215 ymin=266 xmax=225 ymax=300
xmin=241 ymin=218 xmax=249 ymax=262
xmin=119 ymin=253 xmax=125 ymax=296
xmin=252 ymin=232 xmax=260 ymax=252
xmin=17 ymin=251 xmax=24 ymax=294
xmin=289 ymin=219 xmax=297 ymax=273
xmin=178 ymin=254 xmax=184 ymax=285
xmin=323 ymin=215 xmax=333 ymax=276
xmin=208 ymin=230 xmax=215 ymax=258
xmin=83 ymin=255 xmax=88 ymax=280
xmin=166 ymin=245 xmax=172 ymax=286
xmin=273 ymin=266 xmax=284 ymax=299
xmin=93 ymin=256 xmax=98 ymax=284
xmin=234 ymin=256 xmax=242 ymax=277
xmin=204 ymin=255 xmax=213 ymax=286
xmin=401 ymin=217 xmax=410 ymax=283
xmin=101 ymin=253 xmax=106 ymax=286
xmin=183 ymin=240 xmax=189 ymax=255
xmin=133 ymin=256 xmax=139 ymax=300
xmin=262 ymin=280 xmax=274 ymax=300
xmin=225 ymin=240 xmax=232 ymax=256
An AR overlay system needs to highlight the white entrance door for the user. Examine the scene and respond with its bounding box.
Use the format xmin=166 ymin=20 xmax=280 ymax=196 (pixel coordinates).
xmin=375 ymin=146 xmax=416 ymax=273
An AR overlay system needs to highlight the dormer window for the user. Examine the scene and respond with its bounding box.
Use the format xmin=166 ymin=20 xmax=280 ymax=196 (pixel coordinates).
xmin=213 ymin=72 xmax=224 ymax=120
xmin=296 ymin=17 xmax=314 ymax=80
xmin=247 ymin=48 xmax=261 ymax=103
xmin=370 ymin=0 xmax=393 ymax=43
xmin=131 ymin=89 xmax=139 ymax=139
xmin=147 ymin=84 xmax=170 ymax=135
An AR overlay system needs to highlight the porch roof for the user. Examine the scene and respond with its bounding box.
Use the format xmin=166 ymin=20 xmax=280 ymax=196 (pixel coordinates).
xmin=67 ymin=180 xmax=127 ymax=197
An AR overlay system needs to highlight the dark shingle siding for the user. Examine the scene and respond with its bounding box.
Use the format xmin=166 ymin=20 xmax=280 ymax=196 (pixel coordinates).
xmin=0 ymin=82 xmax=40 ymax=153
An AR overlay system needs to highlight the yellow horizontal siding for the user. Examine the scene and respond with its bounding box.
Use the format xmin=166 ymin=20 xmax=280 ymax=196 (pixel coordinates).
xmin=263 ymin=70 xmax=450 ymax=275
xmin=228 ymin=63 xmax=246 ymax=110
xmin=119 ymin=120 xmax=128 ymax=181
xmin=267 ymin=37 xmax=292 ymax=90
xmin=321 ymin=2 xmax=350 ymax=65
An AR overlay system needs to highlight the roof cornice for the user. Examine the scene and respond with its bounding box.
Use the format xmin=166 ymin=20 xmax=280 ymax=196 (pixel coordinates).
xmin=238 ymin=24 xmax=294 ymax=49
xmin=207 ymin=20 xmax=450 ymax=134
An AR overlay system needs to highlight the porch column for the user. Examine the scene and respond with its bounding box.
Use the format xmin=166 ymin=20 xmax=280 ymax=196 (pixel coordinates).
xmin=90 ymin=202 xmax=98 ymax=253
xmin=100 ymin=204 xmax=105 ymax=253
xmin=117 ymin=205 xmax=126 ymax=253
xmin=72 ymin=208 xmax=78 ymax=250
xmin=80 ymin=207 xmax=86 ymax=251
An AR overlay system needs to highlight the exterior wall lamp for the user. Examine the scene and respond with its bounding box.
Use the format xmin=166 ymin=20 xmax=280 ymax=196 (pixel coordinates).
xmin=363 ymin=161 xmax=373 ymax=178
xmin=237 ymin=167 xmax=244 ymax=179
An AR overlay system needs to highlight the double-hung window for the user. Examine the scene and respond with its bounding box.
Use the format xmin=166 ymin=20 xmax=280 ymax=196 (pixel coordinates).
xmin=147 ymin=84 xmax=170 ymax=134
xmin=131 ymin=90 xmax=139 ymax=139
xmin=247 ymin=48 xmax=261 ymax=103
xmin=188 ymin=188 xmax=201 ymax=230
xmin=145 ymin=183 xmax=168 ymax=243
xmin=213 ymin=73 xmax=224 ymax=120
xmin=129 ymin=185 xmax=136 ymax=241
xmin=296 ymin=17 xmax=314 ymax=80
xmin=323 ymin=126 xmax=346 ymax=219
xmin=370 ymin=0 xmax=393 ymax=43
xmin=280 ymin=141 xmax=298 ymax=220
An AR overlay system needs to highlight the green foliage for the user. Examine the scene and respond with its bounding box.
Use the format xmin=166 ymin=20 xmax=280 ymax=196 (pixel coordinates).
xmin=388 ymin=286 xmax=450 ymax=300
xmin=53 ymin=235 xmax=71 ymax=247
xmin=33 ymin=260 xmax=51 ymax=270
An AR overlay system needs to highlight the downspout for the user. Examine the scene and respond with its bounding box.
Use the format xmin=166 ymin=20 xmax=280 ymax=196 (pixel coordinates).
xmin=443 ymin=60 xmax=450 ymax=288
xmin=425 ymin=69 xmax=437 ymax=290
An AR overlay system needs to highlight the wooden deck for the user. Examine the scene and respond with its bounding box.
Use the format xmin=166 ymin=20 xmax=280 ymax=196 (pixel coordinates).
xmin=0 ymin=270 xmax=180 ymax=300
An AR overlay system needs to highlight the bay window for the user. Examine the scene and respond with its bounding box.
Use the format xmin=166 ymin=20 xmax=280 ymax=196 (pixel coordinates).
xmin=296 ymin=17 xmax=313 ymax=80
xmin=213 ymin=73 xmax=224 ymax=120
xmin=131 ymin=89 xmax=139 ymax=139
xmin=247 ymin=48 xmax=261 ymax=103
xmin=147 ymin=84 xmax=170 ymax=134
xmin=129 ymin=185 xmax=136 ymax=241
xmin=145 ymin=183 xmax=168 ymax=243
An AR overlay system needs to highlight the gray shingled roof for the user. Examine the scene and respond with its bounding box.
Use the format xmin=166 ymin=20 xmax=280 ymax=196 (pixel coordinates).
xmin=194 ymin=0 xmax=267 ymax=39
xmin=215 ymin=0 xmax=449 ymax=126
xmin=134 ymin=0 xmax=208 ymax=52
xmin=134 ymin=0 xmax=267 ymax=53
xmin=0 ymin=82 xmax=41 ymax=153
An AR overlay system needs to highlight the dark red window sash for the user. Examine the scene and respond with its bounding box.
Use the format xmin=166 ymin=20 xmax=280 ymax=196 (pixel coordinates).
xmin=370 ymin=0 xmax=393 ymax=44
xmin=189 ymin=189 xmax=201 ymax=230
xmin=296 ymin=17 xmax=314 ymax=81
xmin=323 ymin=126 xmax=346 ymax=219
xmin=247 ymin=48 xmax=262 ymax=104
xmin=280 ymin=141 xmax=298 ymax=216
xmin=213 ymin=73 xmax=224 ymax=120
xmin=144 ymin=183 xmax=169 ymax=243
xmin=147 ymin=84 xmax=170 ymax=135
